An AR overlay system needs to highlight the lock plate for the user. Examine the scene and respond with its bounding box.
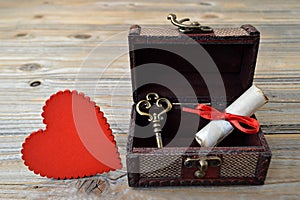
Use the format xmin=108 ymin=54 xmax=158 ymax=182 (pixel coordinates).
xmin=184 ymin=156 xmax=222 ymax=178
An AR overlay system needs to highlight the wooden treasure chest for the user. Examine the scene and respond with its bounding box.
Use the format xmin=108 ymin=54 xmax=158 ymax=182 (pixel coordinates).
xmin=126 ymin=15 xmax=271 ymax=187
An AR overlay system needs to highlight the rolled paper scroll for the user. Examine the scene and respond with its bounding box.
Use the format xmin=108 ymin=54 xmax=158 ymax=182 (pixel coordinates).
xmin=194 ymin=85 xmax=268 ymax=147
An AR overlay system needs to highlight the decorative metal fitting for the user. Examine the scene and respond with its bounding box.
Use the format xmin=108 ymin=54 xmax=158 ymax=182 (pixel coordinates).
xmin=184 ymin=156 xmax=222 ymax=178
xmin=167 ymin=13 xmax=213 ymax=33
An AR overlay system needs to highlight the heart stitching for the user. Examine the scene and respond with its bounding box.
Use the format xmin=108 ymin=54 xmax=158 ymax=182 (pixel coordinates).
xmin=21 ymin=90 xmax=122 ymax=179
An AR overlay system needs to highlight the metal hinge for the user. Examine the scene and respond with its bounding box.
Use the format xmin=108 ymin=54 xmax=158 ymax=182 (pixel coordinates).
xmin=167 ymin=13 xmax=213 ymax=33
xmin=184 ymin=156 xmax=222 ymax=178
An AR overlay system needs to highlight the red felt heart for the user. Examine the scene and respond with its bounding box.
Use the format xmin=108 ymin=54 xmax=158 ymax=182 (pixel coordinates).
xmin=21 ymin=90 xmax=122 ymax=179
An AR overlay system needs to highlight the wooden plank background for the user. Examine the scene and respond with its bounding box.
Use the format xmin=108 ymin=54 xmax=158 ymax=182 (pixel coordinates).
xmin=0 ymin=0 xmax=299 ymax=199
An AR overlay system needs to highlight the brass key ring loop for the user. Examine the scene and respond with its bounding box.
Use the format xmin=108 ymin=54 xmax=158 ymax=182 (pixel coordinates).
xmin=136 ymin=93 xmax=172 ymax=122
xmin=156 ymin=98 xmax=172 ymax=119
xmin=136 ymin=100 xmax=153 ymax=121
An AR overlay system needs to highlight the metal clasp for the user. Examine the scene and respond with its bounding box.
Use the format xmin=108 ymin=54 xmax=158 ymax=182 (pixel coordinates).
xmin=167 ymin=13 xmax=213 ymax=33
xmin=184 ymin=156 xmax=222 ymax=178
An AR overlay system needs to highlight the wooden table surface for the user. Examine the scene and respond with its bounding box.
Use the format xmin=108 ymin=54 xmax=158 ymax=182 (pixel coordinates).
xmin=0 ymin=0 xmax=299 ymax=199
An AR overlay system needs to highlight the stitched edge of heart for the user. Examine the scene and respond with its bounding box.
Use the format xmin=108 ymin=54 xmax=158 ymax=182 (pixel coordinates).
xmin=21 ymin=90 xmax=122 ymax=179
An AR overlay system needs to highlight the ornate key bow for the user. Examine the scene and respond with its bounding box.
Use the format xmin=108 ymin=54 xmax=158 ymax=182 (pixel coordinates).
xmin=136 ymin=93 xmax=172 ymax=148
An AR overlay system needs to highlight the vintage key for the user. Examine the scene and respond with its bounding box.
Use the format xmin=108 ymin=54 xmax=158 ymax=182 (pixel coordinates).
xmin=136 ymin=93 xmax=172 ymax=148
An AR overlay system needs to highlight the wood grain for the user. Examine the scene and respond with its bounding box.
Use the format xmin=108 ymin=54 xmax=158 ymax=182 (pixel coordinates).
xmin=0 ymin=0 xmax=299 ymax=199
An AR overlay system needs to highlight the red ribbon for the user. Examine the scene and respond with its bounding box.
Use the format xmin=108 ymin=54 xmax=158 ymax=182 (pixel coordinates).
xmin=182 ymin=104 xmax=260 ymax=134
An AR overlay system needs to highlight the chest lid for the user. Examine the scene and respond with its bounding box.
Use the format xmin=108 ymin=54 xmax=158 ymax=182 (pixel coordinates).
xmin=128 ymin=19 xmax=260 ymax=105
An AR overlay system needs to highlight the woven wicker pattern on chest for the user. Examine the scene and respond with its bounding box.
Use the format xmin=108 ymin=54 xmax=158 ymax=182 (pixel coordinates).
xmin=139 ymin=155 xmax=182 ymax=178
xmin=220 ymin=154 xmax=259 ymax=178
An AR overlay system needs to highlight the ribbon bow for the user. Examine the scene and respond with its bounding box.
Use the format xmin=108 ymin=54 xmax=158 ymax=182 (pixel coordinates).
xmin=182 ymin=104 xmax=260 ymax=134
